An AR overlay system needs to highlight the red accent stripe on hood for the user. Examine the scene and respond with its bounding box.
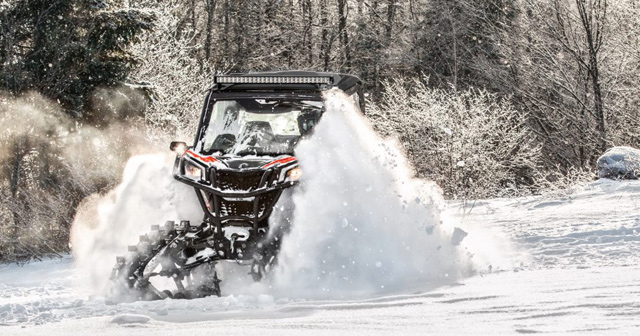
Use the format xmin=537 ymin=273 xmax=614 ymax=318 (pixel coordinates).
xmin=185 ymin=150 xmax=219 ymax=163
xmin=262 ymin=156 xmax=297 ymax=168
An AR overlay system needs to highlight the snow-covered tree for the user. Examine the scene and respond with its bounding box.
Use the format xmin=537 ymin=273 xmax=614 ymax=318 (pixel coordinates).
xmin=370 ymin=77 xmax=541 ymax=199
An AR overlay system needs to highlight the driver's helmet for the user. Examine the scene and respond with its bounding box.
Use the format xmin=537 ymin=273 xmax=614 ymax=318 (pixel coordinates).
xmin=242 ymin=121 xmax=274 ymax=146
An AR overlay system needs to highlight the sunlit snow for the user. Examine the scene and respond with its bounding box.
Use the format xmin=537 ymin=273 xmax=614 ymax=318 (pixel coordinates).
xmin=2 ymin=94 xmax=640 ymax=335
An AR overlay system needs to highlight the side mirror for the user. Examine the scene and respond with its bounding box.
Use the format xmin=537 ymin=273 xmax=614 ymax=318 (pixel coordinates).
xmin=170 ymin=141 xmax=188 ymax=153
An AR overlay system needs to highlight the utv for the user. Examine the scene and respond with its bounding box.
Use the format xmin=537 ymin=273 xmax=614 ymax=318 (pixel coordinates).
xmin=109 ymin=71 xmax=365 ymax=301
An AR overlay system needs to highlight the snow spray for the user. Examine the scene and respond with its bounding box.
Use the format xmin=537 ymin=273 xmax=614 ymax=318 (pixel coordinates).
xmin=270 ymin=90 xmax=476 ymax=298
xmin=71 ymin=154 xmax=202 ymax=293
xmin=72 ymin=89 xmax=495 ymax=298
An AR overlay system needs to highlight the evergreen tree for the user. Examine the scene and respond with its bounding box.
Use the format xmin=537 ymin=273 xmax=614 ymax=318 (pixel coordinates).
xmin=0 ymin=0 xmax=155 ymax=116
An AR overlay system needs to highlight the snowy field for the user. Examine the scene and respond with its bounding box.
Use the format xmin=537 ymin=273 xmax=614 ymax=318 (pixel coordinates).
xmin=2 ymin=179 xmax=640 ymax=335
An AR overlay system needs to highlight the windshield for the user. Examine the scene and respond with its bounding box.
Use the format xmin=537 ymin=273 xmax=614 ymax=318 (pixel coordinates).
xmin=200 ymin=99 xmax=323 ymax=155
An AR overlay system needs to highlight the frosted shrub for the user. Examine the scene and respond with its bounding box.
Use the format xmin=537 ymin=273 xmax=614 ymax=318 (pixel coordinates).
xmin=369 ymin=78 xmax=542 ymax=199
xmin=129 ymin=0 xmax=216 ymax=142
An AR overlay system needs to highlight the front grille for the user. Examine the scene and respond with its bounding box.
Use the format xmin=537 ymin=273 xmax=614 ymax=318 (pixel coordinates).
xmin=214 ymin=169 xmax=264 ymax=191
xmin=208 ymin=169 xmax=281 ymax=220
xmin=218 ymin=190 xmax=280 ymax=219
xmin=219 ymin=199 xmax=254 ymax=217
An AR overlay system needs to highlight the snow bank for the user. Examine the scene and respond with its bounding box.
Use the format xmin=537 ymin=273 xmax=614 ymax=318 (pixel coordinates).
xmin=271 ymin=90 xmax=478 ymax=298
xmin=597 ymin=146 xmax=640 ymax=180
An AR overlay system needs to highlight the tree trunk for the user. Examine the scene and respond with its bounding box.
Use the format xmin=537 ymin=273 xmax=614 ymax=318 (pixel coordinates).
xmin=577 ymin=0 xmax=607 ymax=150
xmin=9 ymin=140 xmax=26 ymax=260
xmin=10 ymin=156 xmax=22 ymax=229
xmin=385 ymin=0 xmax=396 ymax=44
xmin=204 ymin=0 xmax=217 ymax=61
xmin=287 ymin=0 xmax=294 ymax=67
xmin=303 ymin=0 xmax=313 ymax=65
xmin=223 ymin=0 xmax=230 ymax=57
xmin=232 ymin=0 xmax=245 ymax=69
xmin=191 ymin=0 xmax=197 ymax=29
xmin=320 ymin=0 xmax=329 ymax=70
xmin=338 ymin=0 xmax=351 ymax=70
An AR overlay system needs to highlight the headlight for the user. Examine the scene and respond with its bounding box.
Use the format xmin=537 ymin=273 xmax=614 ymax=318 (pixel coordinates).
xmin=286 ymin=167 xmax=303 ymax=181
xmin=184 ymin=161 xmax=203 ymax=180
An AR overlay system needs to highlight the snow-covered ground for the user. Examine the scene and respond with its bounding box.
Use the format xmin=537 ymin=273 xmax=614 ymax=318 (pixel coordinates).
xmin=2 ymin=179 xmax=640 ymax=335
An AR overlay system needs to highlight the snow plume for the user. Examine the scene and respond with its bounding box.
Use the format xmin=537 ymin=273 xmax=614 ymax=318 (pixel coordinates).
xmin=71 ymin=154 xmax=202 ymax=294
xmin=272 ymin=90 xmax=478 ymax=298
xmin=0 ymin=92 xmax=152 ymax=262
xmin=0 ymin=91 xmax=152 ymax=191
xmin=69 ymin=89 xmax=505 ymax=298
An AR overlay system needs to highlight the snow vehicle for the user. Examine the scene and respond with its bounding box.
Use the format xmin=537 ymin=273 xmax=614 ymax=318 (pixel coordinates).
xmin=109 ymin=71 xmax=365 ymax=301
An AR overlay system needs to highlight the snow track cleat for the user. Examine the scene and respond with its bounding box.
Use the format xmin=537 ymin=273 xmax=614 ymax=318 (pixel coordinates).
xmin=108 ymin=71 xmax=365 ymax=301
xmin=109 ymin=223 xmax=223 ymax=302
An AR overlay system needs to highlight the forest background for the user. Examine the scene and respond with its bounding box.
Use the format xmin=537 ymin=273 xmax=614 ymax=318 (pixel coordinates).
xmin=0 ymin=0 xmax=638 ymax=261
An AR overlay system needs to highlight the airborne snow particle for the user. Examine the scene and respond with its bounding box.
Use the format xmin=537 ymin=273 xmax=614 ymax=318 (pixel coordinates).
xmin=425 ymin=225 xmax=435 ymax=235
xmin=451 ymin=227 xmax=469 ymax=246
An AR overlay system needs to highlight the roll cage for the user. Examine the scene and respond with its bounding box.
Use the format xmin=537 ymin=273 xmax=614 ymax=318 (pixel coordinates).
xmin=193 ymin=71 xmax=365 ymax=149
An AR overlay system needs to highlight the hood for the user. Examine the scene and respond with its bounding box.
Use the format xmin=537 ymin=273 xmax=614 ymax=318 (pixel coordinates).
xmin=184 ymin=150 xmax=297 ymax=170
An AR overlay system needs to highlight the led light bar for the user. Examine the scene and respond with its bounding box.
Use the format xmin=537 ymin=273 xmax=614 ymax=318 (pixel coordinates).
xmin=215 ymin=75 xmax=332 ymax=85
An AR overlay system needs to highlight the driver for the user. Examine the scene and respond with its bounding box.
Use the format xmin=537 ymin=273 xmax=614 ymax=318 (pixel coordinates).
xmin=222 ymin=105 xmax=239 ymax=130
xmin=239 ymin=121 xmax=275 ymax=148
